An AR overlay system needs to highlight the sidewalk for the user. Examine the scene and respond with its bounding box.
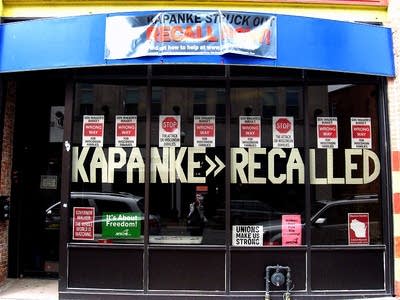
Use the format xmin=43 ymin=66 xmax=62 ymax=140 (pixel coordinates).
xmin=0 ymin=279 xmax=58 ymax=300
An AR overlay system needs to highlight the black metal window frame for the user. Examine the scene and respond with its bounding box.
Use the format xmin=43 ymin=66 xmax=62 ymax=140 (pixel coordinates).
xmin=58 ymin=65 xmax=394 ymax=298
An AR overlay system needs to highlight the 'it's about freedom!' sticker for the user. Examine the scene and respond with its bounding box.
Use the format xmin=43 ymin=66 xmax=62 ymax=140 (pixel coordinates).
xmin=82 ymin=115 xmax=104 ymax=147
xmin=159 ymin=115 xmax=181 ymax=147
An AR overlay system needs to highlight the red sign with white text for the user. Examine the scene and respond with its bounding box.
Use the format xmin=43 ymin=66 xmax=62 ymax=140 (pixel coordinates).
xmin=273 ymin=116 xmax=294 ymax=148
xmin=115 ymin=115 xmax=137 ymax=147
xmin=73 ymin=207 xmax=95 ymax=241
xmin=317 ymin=117 xmax=338 ymax=149
xmin=194 ymin=115 xmax=215 ymax=147
xmin=82 ymin=115 xmax=104 ymax=147
xmin=239 ymin=116 xmax=261 ymax=148
xmin=351 ymin=117 xmax=371 ymax=149
xmin=348 ymin=213 xmax=369 ymax=245
xmin=159 ymin=115 xmax=181 ymax=147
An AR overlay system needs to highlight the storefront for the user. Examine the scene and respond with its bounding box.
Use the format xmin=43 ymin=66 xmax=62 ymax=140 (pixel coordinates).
xmin=1 ymin=9 xmax=396 ymax=299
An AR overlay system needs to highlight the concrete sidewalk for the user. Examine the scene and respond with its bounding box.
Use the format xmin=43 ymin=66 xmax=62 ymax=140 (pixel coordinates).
xmin=0 ymin=279 xmax=58 ymax=300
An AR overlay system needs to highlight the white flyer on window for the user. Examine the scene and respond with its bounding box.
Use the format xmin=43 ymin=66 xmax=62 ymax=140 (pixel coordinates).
xmin=239 ymin=116 xmax=261 ymax=148
xmin=194 ymin=115 xmax=215 ymax=147
xmin=159 ymin=115 xmax=181 ymax=147
xmin=115 ymin=115 xmax=137 ymax=147
xmin=82 ymin=115 xmax=104 ymax=147
xmin=232 ymin=225 xmax=263 ymax=247
xmin=317 ymin=117 xmax=338 ymax=149
xmin=273 ymin=116 xmax=294 ymax=148
xmin=351 ymin=117 xmax=371 ymax=149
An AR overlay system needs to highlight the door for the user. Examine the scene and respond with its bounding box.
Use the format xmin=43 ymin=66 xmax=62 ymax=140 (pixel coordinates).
xmin=8 ymin=77 xmax=65 ymax=278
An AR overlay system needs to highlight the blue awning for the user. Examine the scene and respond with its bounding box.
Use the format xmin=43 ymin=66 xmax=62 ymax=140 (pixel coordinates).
xmin=0 ymin=10 xmax=395 ymax=76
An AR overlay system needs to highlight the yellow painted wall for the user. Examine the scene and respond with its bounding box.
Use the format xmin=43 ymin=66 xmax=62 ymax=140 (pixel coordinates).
xmin=1 ymin=0 xmax=388 ymax=23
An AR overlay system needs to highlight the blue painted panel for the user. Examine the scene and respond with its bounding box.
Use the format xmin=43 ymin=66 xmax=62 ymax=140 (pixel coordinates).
xmin=0 ymin=11 xmax=395 ymax=76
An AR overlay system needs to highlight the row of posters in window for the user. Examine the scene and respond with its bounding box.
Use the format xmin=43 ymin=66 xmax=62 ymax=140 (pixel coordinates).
xmin=73 ymin=207 xmax=370 ymax=246
xmin=82 ymin=115 xmax=372 ymax=149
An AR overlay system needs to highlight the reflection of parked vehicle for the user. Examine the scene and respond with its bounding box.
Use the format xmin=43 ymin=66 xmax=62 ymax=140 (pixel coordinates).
xmin=45 ymin=192 xmax=161 ymax=237
xmin=260 ymin=195 xmax=381 ymax=245
xmin=223 ymin=200 xmax=282 ymax=225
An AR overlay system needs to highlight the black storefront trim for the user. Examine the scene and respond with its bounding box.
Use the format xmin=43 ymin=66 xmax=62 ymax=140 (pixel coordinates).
xmin=55 ymin=65 xmax=393 ymax=299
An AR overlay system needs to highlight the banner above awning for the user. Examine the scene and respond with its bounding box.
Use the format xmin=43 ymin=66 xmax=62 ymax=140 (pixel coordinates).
xmin=105 ymin=11 xmax=277 ymax=59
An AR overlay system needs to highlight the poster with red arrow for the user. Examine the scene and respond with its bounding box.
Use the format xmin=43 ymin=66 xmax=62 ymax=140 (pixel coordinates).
xmin=82 ymin=115 xmax=104 ymax=147
xmin=317 ymin=117 xmax=338 ymax=149
xmin=351 ymin=117 xmax=372 ymax=149
xmin=273 ymin=116 xmax=294 ymax=148
xmin=159 ymin=115 xmax=181 ymax=147
xmin=240 ymin=116 xmax=261 ymax=148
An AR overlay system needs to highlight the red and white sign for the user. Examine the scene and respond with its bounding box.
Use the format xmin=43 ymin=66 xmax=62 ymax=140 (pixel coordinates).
xmin=282 ymin=214 xmax=302 ymax=246
xmin=73 ymin=207 xmax=95 ymax=241
xmin=317 ymin=117 xmax=338 ymax=149
xmin=115 ymin=115 xmax=137 ymax=147
xmin=348 ymin=213 xmax=369 ymax=245
xmin=273 ymin=116 xmax=294 ymax=148
xmin=159 ymin=115 xmax=180 ymax=147
xmin=194 ymin=115 xmax=215 ymax=147
xmin=351 ymin=117 xmax=372 ymax=149
xmin=239 ymin=116 xmax=261 ymax=148
xmin=82 ymin=115 xmax=104 ymax=147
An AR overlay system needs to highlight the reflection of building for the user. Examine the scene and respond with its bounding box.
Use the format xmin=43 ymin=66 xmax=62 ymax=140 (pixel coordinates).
xmin=0 ymin=1 xmax=399 ymax=299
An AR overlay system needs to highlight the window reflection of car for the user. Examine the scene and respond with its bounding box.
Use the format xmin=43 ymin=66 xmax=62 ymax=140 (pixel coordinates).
xmin=260 ymin=195 xmax=380 ymax=246
xmin=45 ymin=192 xmax=161 ymax=237
xmin=216 ymin=199 xmax=282 ymax=225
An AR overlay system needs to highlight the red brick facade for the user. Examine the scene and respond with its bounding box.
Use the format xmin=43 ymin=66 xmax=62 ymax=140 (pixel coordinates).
xmin=0 ymin=81 xmax=16 ymax=283
xmin=387 ymin=0 xmax=400 ymax=296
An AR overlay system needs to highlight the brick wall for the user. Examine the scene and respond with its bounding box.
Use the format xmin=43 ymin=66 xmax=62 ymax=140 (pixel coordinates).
xmin=386 ymin=0 xmax=400 ymax=296
xmin=0 ymin=81 xmax=16 ymax=283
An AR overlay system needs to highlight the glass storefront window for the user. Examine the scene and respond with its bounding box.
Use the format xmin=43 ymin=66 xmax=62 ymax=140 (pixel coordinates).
xmin=230 ymin=86 xmax=305 ymax=247
xmin=67 ymin=72 xmax=384 ymax=248
xmin=149 ymin=86 xmax=226 ymax=245
xmin=70 ymin=83 xmax=147 ymax=244
xmin=308 ymin=84 xmax=382 ymax=245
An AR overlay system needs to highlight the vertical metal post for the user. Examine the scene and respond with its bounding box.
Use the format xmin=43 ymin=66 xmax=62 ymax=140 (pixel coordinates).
xmin=303 ymin=71 xmax=311 ymax=294
xmin=225 ymin=65 xmax=231 ymax=294
xmin=143 ymin=65 xmax=152 ymax=293
xmin=59 ymin=79 xmax=74 ymax=292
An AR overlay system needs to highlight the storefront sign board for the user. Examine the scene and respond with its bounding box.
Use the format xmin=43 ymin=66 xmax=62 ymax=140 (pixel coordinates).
xmin=232 ymin=225 xmax=263 ymax=247
xmin=317 ymin=117 xmax=338 ymax=149
xmin=159 ymin=115 xmax=181 ymax=147
xmin=102 ymin=212 xmax=141 ymax=239
xmin=73 ymin=207 xmax=95 ymax=241
xmin=194 ymin=115 xmax=215 ymax=147
xmin=239 ymin=116 xmax=261 ymax=148
xmin=351 ymin=117 xmax=371 ymax=149
xmin=82 ymin=115 xmax=104 ymax=147
xmin=115 ymin=115 xmax=137 ymax=147
xmin=273 ymin=116 xmax=294 ymax=148
xmin=105 ymin=11 xmax=276 ymax=59
xmin=282 ymin=214 xmax=302 ymax=246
